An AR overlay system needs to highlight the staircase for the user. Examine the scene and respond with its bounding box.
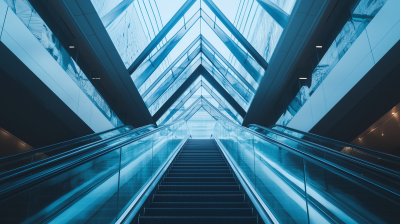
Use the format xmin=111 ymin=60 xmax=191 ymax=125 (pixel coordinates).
xmin=137 ymin=139 xmax=259 ymax=224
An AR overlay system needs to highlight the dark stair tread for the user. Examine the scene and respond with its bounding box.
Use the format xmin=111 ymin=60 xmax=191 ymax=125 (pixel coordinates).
xmin=148 ymin=202 xmax=250 ymax=208
xmin=144 ymin=208 xmax=253 ymax=216
xmin=138 ymin=216 xmax=258 ymax=224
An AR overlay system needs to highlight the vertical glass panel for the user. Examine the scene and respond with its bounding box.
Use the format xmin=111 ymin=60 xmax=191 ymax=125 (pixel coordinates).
xmin=187 ymin=107 xmax=217 ymax=139
xmin=276 ymin=0 xmax=388 ymax=126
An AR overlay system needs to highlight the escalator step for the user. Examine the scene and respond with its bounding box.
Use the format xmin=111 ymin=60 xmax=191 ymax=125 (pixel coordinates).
xmin=144 ymin=208 xmax=253 ymax=216
xmin=138 ymin=216 xmax=258 ymax=224
xmin=136 ymin=139 xmax=259 ymax=224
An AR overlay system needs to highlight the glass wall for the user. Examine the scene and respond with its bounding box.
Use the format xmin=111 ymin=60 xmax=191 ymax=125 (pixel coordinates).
xmin=2 ymin=0 xmax=123 ymax=128
xmin=275 ymin=0 xmax=388 ymax=126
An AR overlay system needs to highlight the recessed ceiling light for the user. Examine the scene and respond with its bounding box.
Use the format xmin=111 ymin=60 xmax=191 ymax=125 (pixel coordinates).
xmin=392 ymin=112 xmax=395 ymax=114
xmin=299 ymin=77 xmax=307 ymax=80
xmin=316 ymin=46 xmax=322 ymax=48
xmin=69 ymin=46 xmax=75 ymax=48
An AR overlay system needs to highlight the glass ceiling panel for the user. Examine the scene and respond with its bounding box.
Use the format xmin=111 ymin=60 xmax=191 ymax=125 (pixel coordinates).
xmin=212 ymin=0 xmax=297 ymax=63
xmin=137 ymin=19 xmax=202 ymax=96
xmin=187 ymin=107 xmax=217 ymax=139
xmin=201 ymin=78 xmax=243 ymax=123
xmin=149 ymin=58 xmax=202 ymax=115
xmin=201 ymin=58 xmax=248 ymax=111
xmin=90 ymin=0 xmax=303 ymax=125
xmin=142 ymin=40 xmax=201 ymax=100
xmin=157 ymin=78 xmax=201 ymax=125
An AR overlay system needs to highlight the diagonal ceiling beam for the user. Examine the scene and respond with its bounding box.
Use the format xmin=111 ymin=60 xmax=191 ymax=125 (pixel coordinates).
xmin=131 ymin=10 xmax=200 ymax=88
xmin=179 ymin=96 xmax=233 ymax=122
xmin=202 ymin=0 xmax=268 ymax=70
xmin=128 ymin=0 xmax=197 ymax=75
xmin=101 ymin=0 xmax=135 ymax=28
xmin=172 ymin=97 xmax=203 ymax=123
xmin=202 ymin=45 xmax=252 ymax=102
xmin=202 ymin=37 xmax=255 ymax=93
xmin=145 ymin=46 xmax=201 ymax=107
xmin=153 ymin=66 xmax=203 ymax=121
xmin=201 ymin=9 xmax=264 ymax=83
xmin=142 ymin=36 xmax=202 ymax=98
xmin=201 ymin=80 xmax=243 ymax=123
xmin=158 ymin=81 xmax=202 ymax=126
xmin=256 ymin=0 xmax=289 ymax=28
xmin=153 ymin=65 xmax=246 ymax=121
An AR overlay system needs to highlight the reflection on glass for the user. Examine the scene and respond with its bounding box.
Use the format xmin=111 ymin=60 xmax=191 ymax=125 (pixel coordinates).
xmin=213 ymin=119 xmax=400 ymax=224
xmin=0 ymin=120 xmax=189 ymax=223
xmin=3 ymin=0 xmax=123 ymax=127
xmin=276 ymin=0 xmax=388 ymax=126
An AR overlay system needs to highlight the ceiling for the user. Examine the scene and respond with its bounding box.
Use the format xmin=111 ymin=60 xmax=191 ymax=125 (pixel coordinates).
xmin=89 ymin=0 xmax=298 ymax=125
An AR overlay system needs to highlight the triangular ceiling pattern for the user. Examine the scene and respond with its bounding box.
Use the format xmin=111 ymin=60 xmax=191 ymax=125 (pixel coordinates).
xmin=91 ymin=0 xmax=298 ymax=125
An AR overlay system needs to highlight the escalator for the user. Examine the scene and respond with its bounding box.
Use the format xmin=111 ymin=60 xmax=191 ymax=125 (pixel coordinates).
xmin=0 ymin=119 xmax=400 ymax=223
xmin=249 ymin=124 xmax=400 ymax=171
xmin=0 ymin=124 xmax=155 ymax=173
xmin=136 ymin=139 xmax=260 ymax=223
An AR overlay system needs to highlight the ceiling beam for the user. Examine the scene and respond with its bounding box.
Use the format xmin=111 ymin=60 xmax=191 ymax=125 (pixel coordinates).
xmin=127 ymin=0 xmax=197 ymax=75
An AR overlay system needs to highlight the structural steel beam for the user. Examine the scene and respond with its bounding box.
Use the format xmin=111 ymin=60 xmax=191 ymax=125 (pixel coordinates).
xmin=153 ymin=65 xmax=246 ymax=121
xmin=201 ymin=59 xmax=248 ymax=110
xmin=101 ymin=0 xmax=135 ymax=28
xmin=201 ymin=9 xmax=264 ymax=83
xmin=201 ymin=80 xmax=243 ymax=123
xmin=128 ymin=0 xmax=197 ymax=75
xmin=142 ymin=36 xmax=202 ymax=98
xmin=203 ymin=0 xmax=268 ymax=70
xmin=146 ymin=46 xmax=201 ymax=107
xmin=131 ymin=10 xmax=200 ymax=88
xmin=202 ymin=37 xmax=256 ymax=93
xmin=256 ymin=0 xmax=289 ymax=28
xmin=158 ymin=81 xmax=202 ymax=126
xmin=153 ymin=66 xmax=203 ymax=121
xmin=202 ymin=46 xmax=252 ymax=102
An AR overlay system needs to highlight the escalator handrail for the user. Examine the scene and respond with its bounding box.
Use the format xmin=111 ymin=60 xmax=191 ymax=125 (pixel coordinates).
xmin=216 ymin=120 xmax=400 ymax=197
xmin=0 ymin=125 xmax=134 ymax=162
xmin=0 ymin=120 xmax=187 ymax=201
xmin=249 ymin=124 xmax=400 ymax=175
xmin=0 ymin=124 xmax=155 ymax=180
xmin=270 ymin=124 xmax=400 ymax=161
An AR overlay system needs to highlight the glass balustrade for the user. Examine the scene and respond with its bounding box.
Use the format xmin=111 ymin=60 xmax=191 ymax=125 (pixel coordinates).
xmin=213 ymin=120 xmax=400 ymax=224
xmin=0 ymin=120 xmax=189 ymax=223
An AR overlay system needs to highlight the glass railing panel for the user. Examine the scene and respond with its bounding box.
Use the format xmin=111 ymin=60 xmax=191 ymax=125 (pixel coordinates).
xmin=213 ymin=120 xmax=400 ymax=224
xmin=0 ymin=120 xmax=189 ymax=223
xmin=117 ymin=134 xmax=154 ymax=219
xmin=258 ymin=125 xmax=400 ymax=172
xmin=248 ymin=125 xmax=400 ymax=191
xmin=0 ymin=125 xmax=143 ymax=173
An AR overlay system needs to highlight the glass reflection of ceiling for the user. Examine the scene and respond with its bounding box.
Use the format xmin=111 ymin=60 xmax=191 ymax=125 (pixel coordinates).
xmin=90 ymin=0 xmax=298 ymax=125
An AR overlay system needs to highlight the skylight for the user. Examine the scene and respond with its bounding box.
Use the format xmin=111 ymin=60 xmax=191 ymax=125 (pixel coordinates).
xmin=90 ymin=0 xmax=298 ymax=125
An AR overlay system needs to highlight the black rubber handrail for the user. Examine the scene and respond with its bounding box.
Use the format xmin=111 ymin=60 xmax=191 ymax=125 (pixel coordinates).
xmin=270 ymin=124 xmax=400 ymax=161
xmin=0 ymin=120 xmax=187 ymax=201
xmin=216 ymin=121 xmax=400 ymax=198
xmin=249 ymin=124 xmax=400 ymax=175
xmin=0 ymin=124 xmax=155 ymax=181
xmin=0 ymin=125 xmax=133 ymax=163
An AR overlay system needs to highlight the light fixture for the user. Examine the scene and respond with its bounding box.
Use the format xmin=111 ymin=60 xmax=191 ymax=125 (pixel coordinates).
xmin=316 ymin=46 xmax=322 ymax=48
xmin=382 ymin=134 xmax=384 ymax=136
xmin=69 ymin=46 xmax=75 ymax=48
xmin=299 ymin=77 xmax=307 ymax=80
xmin=392 ymin=112 xmax=395 ymax=114
xmin=92 ymin=78 xmax=100 ymax=80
